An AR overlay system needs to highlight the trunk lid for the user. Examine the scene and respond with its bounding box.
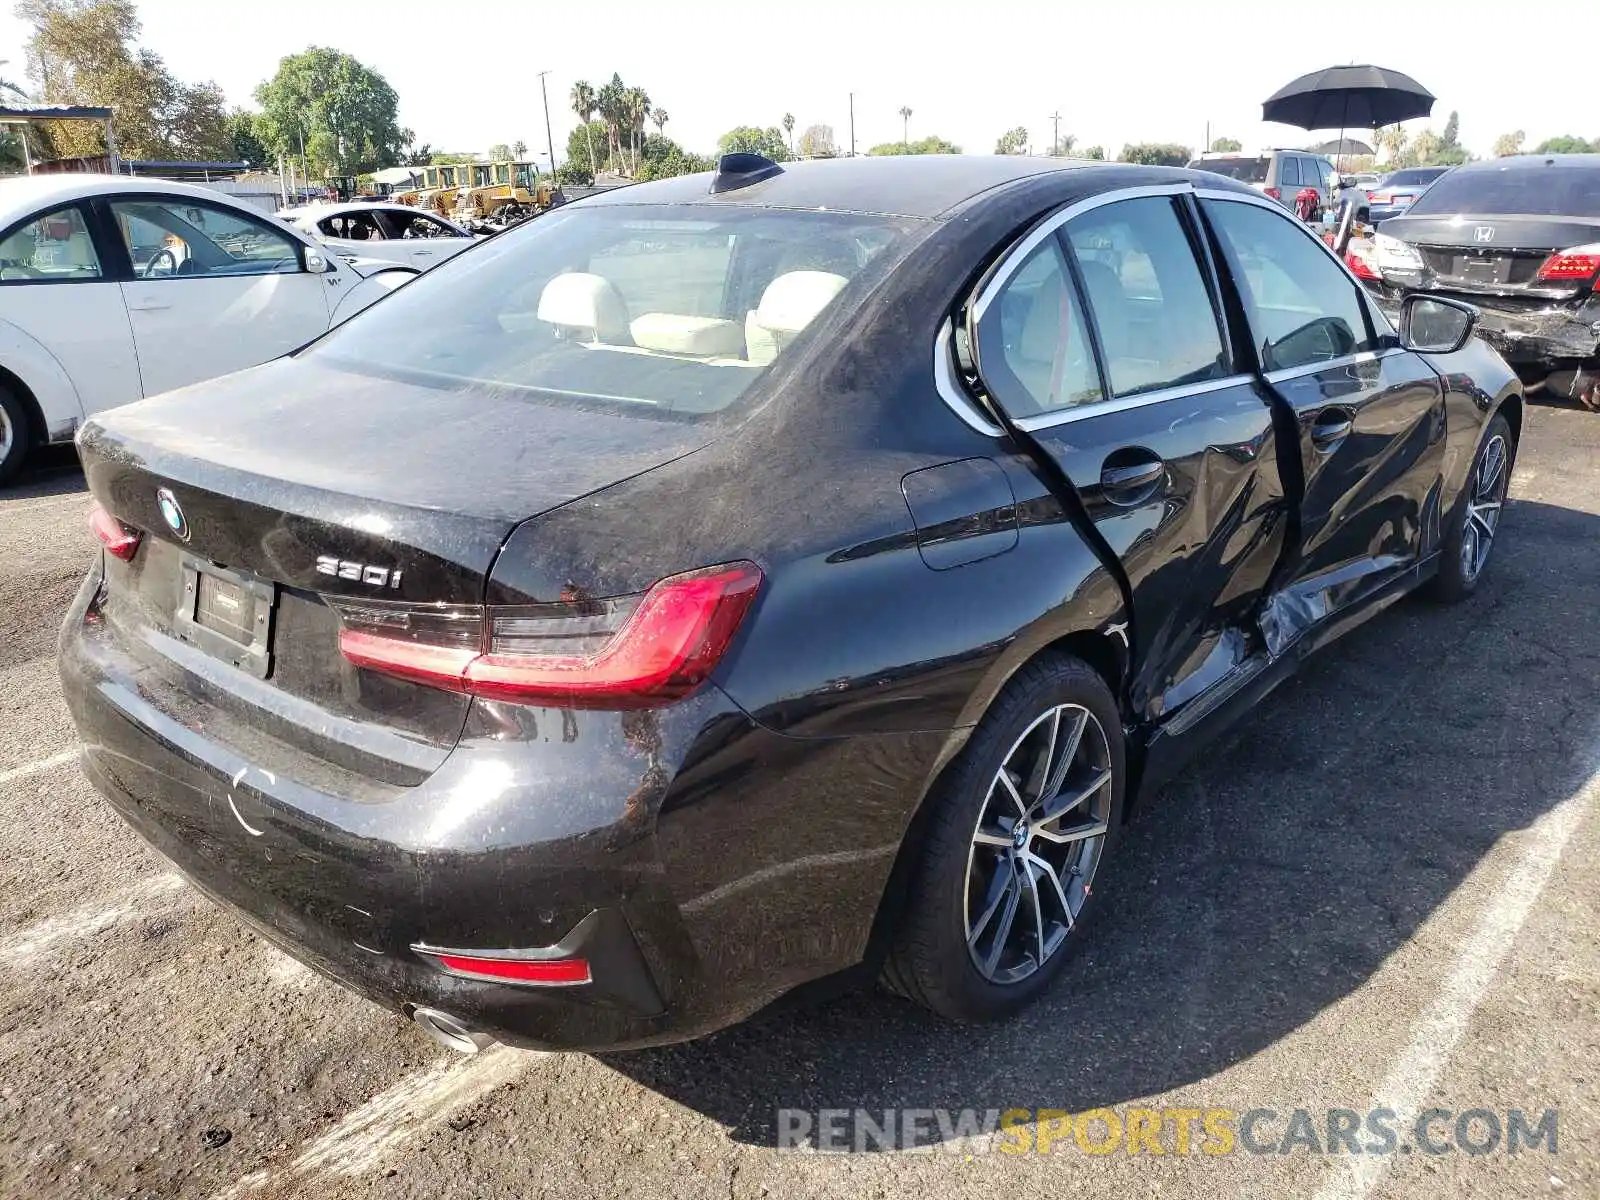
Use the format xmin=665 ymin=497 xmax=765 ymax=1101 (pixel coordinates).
xmin=80 ymin=356 xmax=715 ymax=781
xmin=1383 ymin=213 xmax=1600 ymax=300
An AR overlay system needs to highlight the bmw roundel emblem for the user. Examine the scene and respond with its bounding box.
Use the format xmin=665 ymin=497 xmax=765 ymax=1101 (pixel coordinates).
xmin=156 ymin=487 xmax=189 ymax=541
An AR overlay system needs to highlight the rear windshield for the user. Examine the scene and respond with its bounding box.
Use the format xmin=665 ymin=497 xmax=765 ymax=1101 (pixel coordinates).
xmin=1407 ymin=165 xmax=1600 ymax=217
xmin=1189 ymin=156 xmax=1270 ymax=183
xmin=312 ymin=203 xmax=918 ymax=417
xmin=1382 ymin=168 xmax=1447 ymax=188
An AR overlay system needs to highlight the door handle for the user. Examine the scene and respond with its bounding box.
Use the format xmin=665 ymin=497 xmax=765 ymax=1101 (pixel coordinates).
xmin=125 ymin=299 xmax=171 ymax=312
xmin=1100 ymin=457 xmax=1166 ymax=504
xmin=1310 ymin=410 xmax=1354 ymax=451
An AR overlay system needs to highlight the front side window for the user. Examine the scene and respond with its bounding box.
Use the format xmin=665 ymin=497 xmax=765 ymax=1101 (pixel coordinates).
xmin=0 ymin=205 xmax=102 ymax=282
xmin=312 ymin=203 xmax=919 ymax=417
xmin=381 ymin=212 xmax=458 ymax=239
xmin=1064 ymin=196 xmax=1227 ymax=397
xmin=1204 ymin=198 xmax=1374 ymax=371
xmin=975 ymin=237 xmax=1103 ymax=418
xmin=112 ymin=199 xmax=303 ymax=278
xmin=318 ymin=211 xmax=386 ymax=241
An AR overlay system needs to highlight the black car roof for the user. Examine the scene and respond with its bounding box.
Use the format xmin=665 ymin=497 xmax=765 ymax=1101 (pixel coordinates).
xmin=1452 ymin=153 xmax=1600 ymax=173
xmin=574 ymin=155 xmax=1256 ymax=219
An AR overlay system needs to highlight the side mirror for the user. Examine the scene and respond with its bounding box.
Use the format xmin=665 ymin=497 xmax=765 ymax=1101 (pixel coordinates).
xmin=304 ymin=247 xmax=333 ymax=274
xmin=1400 ymin=294 xmax=1478 ymax=354
xmin=1338 ymin=174 xmax=1358 ymax=188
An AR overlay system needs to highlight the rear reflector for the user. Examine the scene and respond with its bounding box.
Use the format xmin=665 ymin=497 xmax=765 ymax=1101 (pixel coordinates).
xmin=88 ymin=502 xmax=140 ymax=561
xmin=1535 ymin=246 xmax=1600 ymax=284
xmin=415 ymin=948 xmax=592 ymax=987
xmin=335 ymin=561 xmax=763 ymax=709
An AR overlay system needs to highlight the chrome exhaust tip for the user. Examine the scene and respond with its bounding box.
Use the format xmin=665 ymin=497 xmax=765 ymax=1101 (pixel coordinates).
xmin=411 ymin=1006 xmax=495 ymax=1055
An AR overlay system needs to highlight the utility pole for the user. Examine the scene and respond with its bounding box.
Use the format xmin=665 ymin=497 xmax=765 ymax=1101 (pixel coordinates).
xmin=537 ymin=70 xmax=557 ymax=178
xmin=1049 ymin=111 xmax=1061 ymax=156
xmin=1204 ymin=120 xmax=1210 ymax=155
xmin=849 ymin=92 xmax=855 ymax=158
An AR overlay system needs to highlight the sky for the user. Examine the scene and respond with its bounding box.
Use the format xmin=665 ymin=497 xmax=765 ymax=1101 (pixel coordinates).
xmin=1 ymin=0 xmax=1593 ymax=164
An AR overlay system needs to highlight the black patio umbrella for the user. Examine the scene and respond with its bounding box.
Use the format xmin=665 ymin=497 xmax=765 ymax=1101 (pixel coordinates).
xmin=1263 ymin=65 xmax=1435 ymax=131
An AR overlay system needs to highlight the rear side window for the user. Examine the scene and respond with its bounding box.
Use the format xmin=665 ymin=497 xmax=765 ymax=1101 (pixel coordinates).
xmin=312 ymin=204 xmax=919 ymax=417
xmin=976 ymin=237 xmax=1103 ymax=417
xmin=1191 ymin=156 xmax=1270 ymax=184
xmin=1064 ymin=196 xmax=1227 ymax=397
xmin=1204 ymin=199 xmax=1374 ymax=371
xmin=1407 ymin=165 xmax=1600 ymax=217
xmin=1279 ymin=156 xmax=1302 ymax=186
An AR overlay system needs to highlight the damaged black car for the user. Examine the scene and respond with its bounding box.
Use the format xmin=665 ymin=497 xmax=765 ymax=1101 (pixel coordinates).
xmin=61 ymin=155 xmax=1522 ymax=1054
xmin=1369 ymin=154 xmax=1600 ymax=408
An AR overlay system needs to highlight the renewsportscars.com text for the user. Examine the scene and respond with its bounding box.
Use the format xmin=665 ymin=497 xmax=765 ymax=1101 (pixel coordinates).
xmin=776 ymin=1106 xmax=1559 ymax=1156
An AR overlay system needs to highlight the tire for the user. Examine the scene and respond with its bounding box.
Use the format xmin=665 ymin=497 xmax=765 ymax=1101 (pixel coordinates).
xmin=1426 ymin=412 xmax=1513 ymax=603
xmin=884 ymin=654 xmax=1125 ymax=1020
xmin=0 ymin=387 xmax=31 ymax=486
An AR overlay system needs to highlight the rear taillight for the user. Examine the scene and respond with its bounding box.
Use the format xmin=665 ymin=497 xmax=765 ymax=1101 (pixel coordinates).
xmin=1534 ymin=245 xmax=1600 ymax=284
xmin=1345 ymin=249 xmax=1380 ymax=281
xmin=1263 ymin=186 xmax=1282 ymax=201
xmin=335 ymin=561 xmax=763 ymax=709
xmin=1369 ymin=192 xmax=1393 ymax=205
xmin=88 ymin=502 xmax=140 ymax=561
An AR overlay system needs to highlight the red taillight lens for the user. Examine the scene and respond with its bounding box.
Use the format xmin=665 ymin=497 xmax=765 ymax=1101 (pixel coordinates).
xmin=415 ymin=949 xmax=592 ymax=987
xmin=88 ymin=502 xmax=140 ymax=561
xmin=1369 ymin=192 xmax=1394 ymax=205
xmin=1345 ymin=249 xmax=1380 ymax=281
xmin=1534 ymin=246 xmax=1600 ymax=284
xmin=1263 ymin=186 xmax=1282 ymax=201
xmin=336 ymin=561 xmax=763 ymax=709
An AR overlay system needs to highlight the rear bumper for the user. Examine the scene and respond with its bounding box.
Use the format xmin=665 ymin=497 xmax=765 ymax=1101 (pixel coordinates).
xmin=1372 ymin=283 xmax=1600 ymax=367
xmin=1366 ymin=203 xmax=1409 ymax=224
xmin=59 ymin=566 xmax=938 ymax=1050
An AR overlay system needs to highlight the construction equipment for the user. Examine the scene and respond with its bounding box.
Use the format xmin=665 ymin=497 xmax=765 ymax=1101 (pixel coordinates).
xmin=451 ymin=161 xmax=552 ymax=224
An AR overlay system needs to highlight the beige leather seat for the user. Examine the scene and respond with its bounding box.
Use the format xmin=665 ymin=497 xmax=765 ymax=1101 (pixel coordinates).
xmin=744 ymin=270 xmax=849 ymax=365
xmin=536 ymin=272 xmax=631 ymax=344
xmin=630 ymin=312 xmax=745 ymax=358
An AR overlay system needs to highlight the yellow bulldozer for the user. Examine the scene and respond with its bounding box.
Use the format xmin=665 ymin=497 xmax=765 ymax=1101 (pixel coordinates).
xmin=451 ymin=161 xmax=553 ymax=223
xmin=393 ymin=164 xmax=465 ymax=217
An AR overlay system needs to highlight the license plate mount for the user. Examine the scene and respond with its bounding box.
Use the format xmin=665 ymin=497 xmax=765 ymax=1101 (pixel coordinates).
xmin=173 ymin=554 xmax=276 ymax=679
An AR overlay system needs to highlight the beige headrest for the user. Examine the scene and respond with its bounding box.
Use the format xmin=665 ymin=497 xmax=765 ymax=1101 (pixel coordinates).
xmin=630 ymin=313 xmax=745 ymax=358
xmin=537 ymin=272 xmax=631 ymax=343
xmin=754 ymin=270 xmax=848 ymax=336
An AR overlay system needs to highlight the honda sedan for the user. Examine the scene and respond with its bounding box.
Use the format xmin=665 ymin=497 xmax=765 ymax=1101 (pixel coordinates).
xmin=61 ymin=154 xmax=1522 ymax=1054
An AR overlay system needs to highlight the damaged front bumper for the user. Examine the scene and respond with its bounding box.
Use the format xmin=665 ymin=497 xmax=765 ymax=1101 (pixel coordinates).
xmin=1372 ymin=282 xmax=1600 ymax=373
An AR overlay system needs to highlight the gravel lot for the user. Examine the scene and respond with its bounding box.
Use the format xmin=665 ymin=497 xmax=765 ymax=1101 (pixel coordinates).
xmin=2 ymin=403 xmax=1597 ymax=1199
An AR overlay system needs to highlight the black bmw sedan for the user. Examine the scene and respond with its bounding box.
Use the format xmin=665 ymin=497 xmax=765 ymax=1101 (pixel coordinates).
xmin=61 ymin=153 xmax=1522 ymax=1054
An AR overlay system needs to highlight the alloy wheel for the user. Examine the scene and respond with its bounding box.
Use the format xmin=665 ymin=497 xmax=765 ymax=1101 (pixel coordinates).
xmin=0 ymin=405 xmax=12 ymax=465
xmin=964 ymin=703 xmax=1113 ymax=986
xmin=1461 ymin=433 xmax=1509 ymax=583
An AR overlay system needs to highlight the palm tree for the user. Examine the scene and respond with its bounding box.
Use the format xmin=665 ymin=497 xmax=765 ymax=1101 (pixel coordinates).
xmin=597 ymin=74 xmax=627 ymax=172
xmin=783 ymin=112 xmax=795 ymax=152
xmin=0 ymin=59 xmax=28 ymax=100
xmin=899 ymin=106 xmax=912 ymax=152
xmin=652 ymin=108 xmax=669 ymax=136
xmin=570 ymin=80 xmax=598 ymax=176
xmin=625 ymin=86 xmax=651 ymax=173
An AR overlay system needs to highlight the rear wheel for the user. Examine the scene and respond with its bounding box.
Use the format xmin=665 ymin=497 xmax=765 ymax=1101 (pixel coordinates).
xmin=884 ymin=655 xmax=1124 ymax=1020
xmin=0 ymin=388 xmax=32 ymax=486
xmin=1427 ymin=413 xmax=1512 ymax=603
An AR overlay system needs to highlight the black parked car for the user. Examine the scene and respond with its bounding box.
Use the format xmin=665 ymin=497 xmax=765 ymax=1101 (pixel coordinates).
xmin=62 ymin=154 xmax=1522 ymax=1054
xmin=1371 ymin=154 xmax=1600 ymax=408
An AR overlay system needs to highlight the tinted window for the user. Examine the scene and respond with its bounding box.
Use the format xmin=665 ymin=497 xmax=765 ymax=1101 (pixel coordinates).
xmin=1190 ymin=156 xmax=1270 ymax=184
xmin=318 ymin=211 xmax=385 ymax=241
xmin=1383 ymin=168 xmax=1447 ymax=188
xmin=1065 ymin=196 xmax=1227 ymax=397
xmin=312 ymin=204 xmax=917 ymax=417
xmin=976 ymin=237 xmax=1103 ymax=417
xmin=112 ymin=199 xmax=302 ymax=278
xmin=1279 ymin=156 xmax=1302 ymax=186
xmin=1407 ymin=164 xmax=1600 ymax=217
xmin=0 ymin=205 xmax=101 ymax=282
xmin=1205 ymin=199 xmax=1373 ymax=371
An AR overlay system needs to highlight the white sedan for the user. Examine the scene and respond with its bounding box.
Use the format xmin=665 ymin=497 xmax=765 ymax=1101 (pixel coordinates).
xmin=0 ymin=174 xmax=416 ymax=483
xmin=277 ymin=201 xmax=480 ymax=271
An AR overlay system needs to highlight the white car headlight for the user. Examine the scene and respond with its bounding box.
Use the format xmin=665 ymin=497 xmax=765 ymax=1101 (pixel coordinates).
xmin=1373 ymin=232 xmax=1423 ymax=272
